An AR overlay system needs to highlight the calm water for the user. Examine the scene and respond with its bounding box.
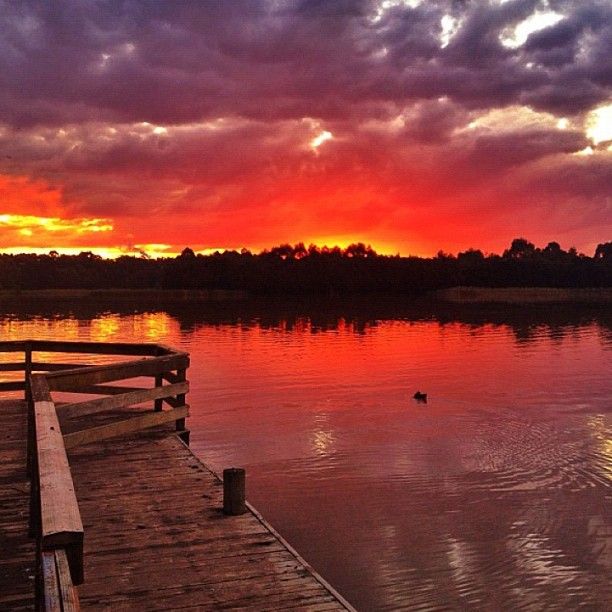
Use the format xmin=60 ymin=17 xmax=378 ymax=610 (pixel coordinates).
xmin=2 ymin=300 xmax=611 ymax=610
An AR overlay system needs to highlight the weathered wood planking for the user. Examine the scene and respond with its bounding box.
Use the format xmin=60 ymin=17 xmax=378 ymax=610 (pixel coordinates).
xmin=29 ymin=340 xmax=161 ymax=356
xmin=0 ymin=361 xmax=25 ymax=371
xmin=1 ymin=340 xmax=353 ymax=610
xmin=0 ymin=399 xmax=36 ymax=611
xmin=0 ymin=340 xmax=27 ymax=351
xmin=31 ymin=362 xmax=95 ymax=372
xmin=31 ymin=374 xmax=84 ymax=585
xmin=67 ymin=424 xmax=354 ymax=611
xmin=61 ymin=384 xmax=147 ymax=395
xmin=57 ymin=381 xmax=188 ymax=419
xmin=0 ymin=380 xmax=25 ymax=391
xmin=45 ymin=353 xmax=189 ymax=391
xmin=35 ymin=398 xmax=84 ymax=547
xmin=40 ymin=549 xmax=80 ymax=612
xmin=41 ymin=551 xmax=62 ymax=611
xmin=62 ymin=405 xmax=189 ymax=449
xmin=55 ymin=550 xmax=80 ymax=611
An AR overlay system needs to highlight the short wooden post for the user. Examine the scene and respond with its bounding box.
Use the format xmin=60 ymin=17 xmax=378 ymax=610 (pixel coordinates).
xmin=223 ymin=468 xmax=246 ymax=515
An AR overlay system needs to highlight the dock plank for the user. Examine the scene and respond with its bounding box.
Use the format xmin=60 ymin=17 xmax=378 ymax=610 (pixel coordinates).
xmin=1 ymin=397 xmax=354 ymax=610
xmin=67 ymin=426 xmax=353 ymax=610
xmin=0 ymin=400 xmax=36 ymax=610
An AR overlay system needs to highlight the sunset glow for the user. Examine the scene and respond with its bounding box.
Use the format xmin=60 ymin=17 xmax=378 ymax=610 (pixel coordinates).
xmin=586 ymin=104 xmax=612 ymax=146
xmin=0 ymin=1 xmax=610 ymax=257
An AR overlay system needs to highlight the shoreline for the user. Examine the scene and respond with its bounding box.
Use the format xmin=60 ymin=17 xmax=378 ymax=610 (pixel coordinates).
xmin=0 ymin=288 xmax=250 ymax=303
xmin=434 ymin=286 xmax=612 ymax=304
xmin=1 ymin=286 xmax=612 ymax=305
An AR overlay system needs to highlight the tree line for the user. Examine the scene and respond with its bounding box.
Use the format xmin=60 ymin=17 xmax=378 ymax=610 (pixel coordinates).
xmin=1 ymin=238 xmax=610 ymax=295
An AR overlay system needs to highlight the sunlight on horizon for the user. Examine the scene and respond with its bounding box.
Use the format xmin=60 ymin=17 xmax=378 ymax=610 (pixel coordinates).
xmin=0 ymin=238 xmax=405 ymax=258
xmin=0 ymin=214 xmax=113 ymax=235
xmin=586 ymin=104 xmax=612 ymax=145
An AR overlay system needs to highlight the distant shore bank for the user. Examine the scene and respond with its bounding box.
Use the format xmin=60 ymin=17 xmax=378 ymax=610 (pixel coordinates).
xmin=435 ymin=286 xmax=612 ymax=304
xmin=2 ymin=286 xmax=612 ymax=307
xmin=0 ymin=288 xmax=250 ymax=304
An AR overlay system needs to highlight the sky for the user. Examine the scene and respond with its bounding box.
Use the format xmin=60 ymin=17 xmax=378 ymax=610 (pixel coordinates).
xmin=0 ymin=0 xmax=611 ymax=258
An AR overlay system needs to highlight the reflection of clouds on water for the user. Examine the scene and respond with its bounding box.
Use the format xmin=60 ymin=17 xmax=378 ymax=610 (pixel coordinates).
xmin=309 ymin=413 xmax=337 ymax=458
xmin=312 ymin=429 xmax=335 ymax=456
xmin=587 ymin=515 xmax=612 ymax=571
xmin=586 ymin=415 xmax=612 ymax=483
xmin=506 ymin=533 xmax=580 ymax=595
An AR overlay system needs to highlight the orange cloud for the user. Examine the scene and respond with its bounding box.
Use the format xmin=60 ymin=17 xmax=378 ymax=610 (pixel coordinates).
xmin=0 ymin=175 xmax=66 ymax=217
xmin=0 ymin=174 xmax=117 ymax=252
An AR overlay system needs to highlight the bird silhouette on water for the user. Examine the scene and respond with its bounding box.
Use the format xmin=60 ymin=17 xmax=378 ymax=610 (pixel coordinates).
xmin=413 ymin=391 xmax=427 ymax=403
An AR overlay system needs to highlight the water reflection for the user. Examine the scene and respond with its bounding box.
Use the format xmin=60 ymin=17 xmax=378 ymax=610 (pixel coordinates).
xmin=0 ymin=299 xmax=610 ymax=610
xmin=4 ymin=296 xmax=612 ymax=346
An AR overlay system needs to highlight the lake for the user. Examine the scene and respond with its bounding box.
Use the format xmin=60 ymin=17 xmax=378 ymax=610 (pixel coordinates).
xmin=2 ymin=298 xmax=610 ymax=610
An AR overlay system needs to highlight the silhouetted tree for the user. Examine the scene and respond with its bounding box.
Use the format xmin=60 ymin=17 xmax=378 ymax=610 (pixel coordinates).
xmin=457 ymin=248 xmax=484 ymax=262
xmin=503 ymin=238 xmax=537 ymax=259
xmin=595 ymin=242 xmax=612 ymax=259
xmin=179 ymin=247 xmax=196 ymax=259
xmin=0 ymin=238 xmax=609 ymax=294
xmin=345 ymin=243 xmax=376 ymax=258
xmin=543 ymin=241 xmax=563 ymax=257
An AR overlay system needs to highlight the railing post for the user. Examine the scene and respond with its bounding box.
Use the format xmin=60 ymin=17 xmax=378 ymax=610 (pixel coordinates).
xmin=154 ymin=374 xmax=163 ymax=412
xmin=26 ymin=341 xmax=34 ymax=480
xmin=175 ymin=368 xmax=187 ymax=432
xmin=24 ymin=341 xmax=32 ymax=403
xmin=28 ymin=422 xmax=40 ymax=539
xmin=175 ymin=367 xmax=190 ymax=444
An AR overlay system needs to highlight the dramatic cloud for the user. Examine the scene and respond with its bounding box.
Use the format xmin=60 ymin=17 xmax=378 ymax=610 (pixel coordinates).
xmin=0 ymin=0 xmax=610 ymax=255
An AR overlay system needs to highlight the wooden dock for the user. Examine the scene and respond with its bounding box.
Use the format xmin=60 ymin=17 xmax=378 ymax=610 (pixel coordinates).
xmin=0 ymin=340 xmax=354 ymax=611
xmin=0 ymin=399 xmax=35 ymax=610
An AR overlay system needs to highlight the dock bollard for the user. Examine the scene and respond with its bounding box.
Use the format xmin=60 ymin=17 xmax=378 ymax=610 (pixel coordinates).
xmin=223 ymin=468 xmax=246 ymax=515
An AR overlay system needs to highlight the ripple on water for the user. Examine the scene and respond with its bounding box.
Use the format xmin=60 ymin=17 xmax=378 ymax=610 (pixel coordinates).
xmin=1 ymin=309 xmax=611 ymax=611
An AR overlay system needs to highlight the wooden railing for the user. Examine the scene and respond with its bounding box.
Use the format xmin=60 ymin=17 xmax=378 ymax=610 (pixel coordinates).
xmin=40 ymin=549 xmax=80 ymax=611
xmin=0 ymin=340 xmax=190 ymax=611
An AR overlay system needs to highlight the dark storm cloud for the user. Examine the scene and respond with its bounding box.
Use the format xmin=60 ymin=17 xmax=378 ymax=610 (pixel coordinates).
xmin=0 ymin=0 xmax=610 ymax=253
xmin=1 ymin=0 xmax=610 ymax=127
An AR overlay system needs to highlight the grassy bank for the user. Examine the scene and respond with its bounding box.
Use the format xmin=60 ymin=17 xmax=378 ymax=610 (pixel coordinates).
xmin=0 ymin=288 xmax=250 ymax=304
xmin=435 ymin=286 xmax=612 ymax=304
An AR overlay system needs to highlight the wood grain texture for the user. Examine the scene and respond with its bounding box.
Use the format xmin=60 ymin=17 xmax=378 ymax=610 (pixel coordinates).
xmin=63 ymin=405 xmax=189 ymax=449
xmin=54 ymin=550 xmax=80 ymax=611
xmin=57 ymin=382 xmax=188 ymax=419
xmin=41 ymin=551 xmax=61 ymax=612
xmin=0 ymin=399 xmax=36 ymax=610
xmin=67 ymin=423 xmax=353 ymax=611
xmin=37 ymin=397 xmax=81 ymax=544
xmin=1 ymin=341 xmax=353 ymax=610
xmin=46 ymin=354 xmax=189 ymax=391
xmin=31 ymin=374 xmax=84 ymax=586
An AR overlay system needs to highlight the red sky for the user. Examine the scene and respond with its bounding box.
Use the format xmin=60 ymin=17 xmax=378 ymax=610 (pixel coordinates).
xmin=0 ymin=0 xmax=611 ymax=257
